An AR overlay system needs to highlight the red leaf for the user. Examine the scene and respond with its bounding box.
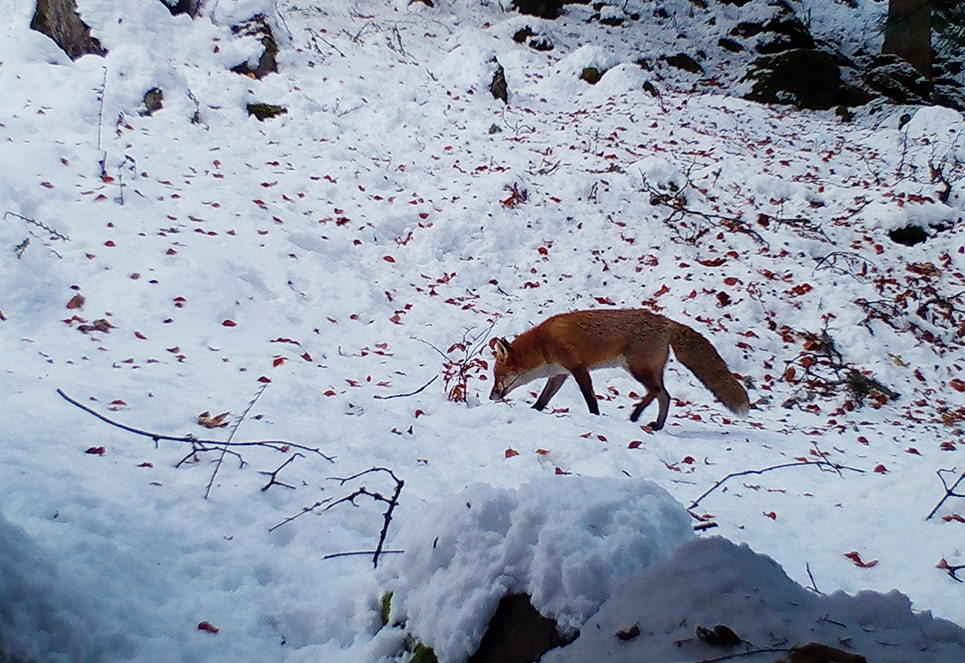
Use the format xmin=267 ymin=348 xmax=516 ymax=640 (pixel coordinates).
xmin=844 ymin=551 xmax=878 ymax=568
xmin=627 ymin=440 xmax=643 ymax=449
xmin=66 ymin=294 xmax=85 ymax=310
xmin=763 ymin=511 xmax=777 ymax=520
xmin=257 ymin=376 xmax=272 ymax=383
xmin=681 ymin=456 xmax=696 ymax=464
xmin=134 ymin=331 xmax=147 ymax=340
xmin=942 ymin=514 xmax=965 ymax=523
xmin=940 ymin=441 xmax=957 ymax=451
xmin=222 ymin=319 xmax=237 ymax=327
xmin=554 ymin=467 xmax=571 ymax=475
xmin=384 ymin=255 xmax=396 ymax=263
xmin=138 ymin=462 xmax=154 ymax=468
xmin=905 ymin=447 xmax=922 ymax=455
xmin=301 ymin=352 xmax=313 ymax=361
xmin=857 ymin=435 xmax=869 ymax=445
xmin=197 ymin=621 xmax=219 ymax=634
xmin=505 ymin=448 xmax=519 ymax=458
xmin=951 ymin=379 xmax=965 ymax=392
xmin=873 ymin=464 xmax=888 ymax=474
xmin=85 ymin=446 xmax=106 ymax=456
xmin=414 ymin=409 xmax=425 ymax=418
xmin=273 ymin=356 xmax=286 ymax=367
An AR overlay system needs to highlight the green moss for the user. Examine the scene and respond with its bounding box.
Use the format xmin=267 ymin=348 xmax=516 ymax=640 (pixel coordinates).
xmin=380 ymin=592 xmax=393 ymax=627
xmin=410 ymin=642 xmax=437 ymax=663
xmin=580 ymin=67 xmax=603 ymax=85
xmin=246 ymin=103 xmax=288 ymax=121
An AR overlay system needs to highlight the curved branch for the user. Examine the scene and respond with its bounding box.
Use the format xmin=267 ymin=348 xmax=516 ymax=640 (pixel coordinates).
xmin=56 ymin=388 xmax=335 ymax=462
xmin=689 ymin=460 xmax=864 ymax=511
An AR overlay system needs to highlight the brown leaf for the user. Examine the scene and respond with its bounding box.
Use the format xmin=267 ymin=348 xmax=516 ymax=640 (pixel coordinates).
xmin=615 ymin=623 xmax=640 ymax=641
xmin=696 ymin=623 xmax=742 ymax=647
xmin=197 ymin=411 xmax=231 ymax=428
xmin=66 ymin=294 xmax=85 ymax=309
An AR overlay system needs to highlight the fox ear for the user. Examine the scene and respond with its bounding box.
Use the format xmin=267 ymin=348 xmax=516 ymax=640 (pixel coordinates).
xmin=489 ymin=337 xmax=512 ymax=361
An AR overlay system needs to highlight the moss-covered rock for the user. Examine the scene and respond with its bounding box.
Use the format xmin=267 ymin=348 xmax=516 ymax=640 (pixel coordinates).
xmin=231 ymin=15 xmax=278 ymax=79
xmin=247 ymin=103 xmax=287 ymax=121
xmin=663 ymin=53 xmax=703 ymax=75
xmin=141 ymin=88 xmax=164 ymax=117
xmin=744 ymin=49 xmax=871 ymax=110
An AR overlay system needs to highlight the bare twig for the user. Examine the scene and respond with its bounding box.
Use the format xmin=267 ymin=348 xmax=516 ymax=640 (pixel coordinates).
xmin=373 ymin=375 xmax=438 ymax=400
xmin=56 ymin=388 xmax=335 ymax=461
xmin=322 ymin=549 xmax=404 ymax=561
xmin=260 ymin=453 xmax=304 ymax=491
xmin=205 ymin=382 xmax=270 ymax=499
xmin=926 ymin=468 xmax=965 ymax=520
xmin=272 ymin=467 xmax=404 ymax=568
xmin=4 ymin=211 xmax=70 ymax=241
xmin=689 ymin=461 xmax=864 ymax=511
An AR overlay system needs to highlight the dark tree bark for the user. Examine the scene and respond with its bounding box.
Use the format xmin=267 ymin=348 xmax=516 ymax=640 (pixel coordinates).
xmin=883 ymin=0 xmax=933 ymax=78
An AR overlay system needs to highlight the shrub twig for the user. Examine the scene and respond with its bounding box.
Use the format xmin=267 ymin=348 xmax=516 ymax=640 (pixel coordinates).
xmin=689 ymin=460 xmax=864 ymax=511
xmin=926 ymin=468 xmax=965 ymax=520
xmin=56 ymin=388 xmax=335 ymax=461
xmin=271 ymin=466 xmax=404 ymax=568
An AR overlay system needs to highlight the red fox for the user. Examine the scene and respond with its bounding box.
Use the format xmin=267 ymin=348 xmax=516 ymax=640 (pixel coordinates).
xmin=488 ymin=309 xmax=749 ymax=430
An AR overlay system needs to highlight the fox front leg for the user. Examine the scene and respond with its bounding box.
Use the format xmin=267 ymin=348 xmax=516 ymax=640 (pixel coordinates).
xmin=533 ymin=374 xmax=567 ymax=411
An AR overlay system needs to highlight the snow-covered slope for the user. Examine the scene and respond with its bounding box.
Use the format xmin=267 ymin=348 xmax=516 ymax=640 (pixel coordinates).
xmin=1 ymin=1 xmax=963 ymax=661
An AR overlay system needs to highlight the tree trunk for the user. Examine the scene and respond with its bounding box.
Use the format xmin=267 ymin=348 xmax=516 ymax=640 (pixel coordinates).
xmin=883 ymin=0 xmax=933 ymax=79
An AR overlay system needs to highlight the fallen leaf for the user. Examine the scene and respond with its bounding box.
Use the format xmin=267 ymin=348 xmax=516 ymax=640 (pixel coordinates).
xmin=505 ymin=448 xmax=519 ymax=459
xmin=197 ymin=621 xmax=219 ymax=634
xmin=616 ymin=623 xmax=640 ymax=641
xmin=197 ymin=411 xmax=231 ymax=428
xmin=844 ymin=551 xmax=878 ymax=568
xmin=85 ymin=446 xmax=106 ymax=456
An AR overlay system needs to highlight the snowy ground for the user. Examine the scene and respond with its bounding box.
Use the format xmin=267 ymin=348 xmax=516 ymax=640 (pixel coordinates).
xmin=1 ymin=1 xmax=964 ymax=661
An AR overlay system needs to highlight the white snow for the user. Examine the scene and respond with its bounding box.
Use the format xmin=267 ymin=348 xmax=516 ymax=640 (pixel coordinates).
xmin=1 ymin=0 xmax=964 ymax=661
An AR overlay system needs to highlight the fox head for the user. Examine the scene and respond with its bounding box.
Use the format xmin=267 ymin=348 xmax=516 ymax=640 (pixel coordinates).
xmin=488 ymin=337 xmax=520 ymax=401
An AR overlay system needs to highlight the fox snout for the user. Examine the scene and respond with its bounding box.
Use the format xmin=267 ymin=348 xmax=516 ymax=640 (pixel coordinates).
xmin=489 ymin=385 xmax=506 ymax=401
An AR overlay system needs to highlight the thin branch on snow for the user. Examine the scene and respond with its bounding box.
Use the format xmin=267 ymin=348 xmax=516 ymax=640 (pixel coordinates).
xmin=4 ymin=211 xmax=70 ymax=242
xmin=56 ymin=388 xmax=336 ymax=462
xmin=373 ymin=375 xmax=438 ymax=400
xmin=688 ymin=460 xmax=864 ymax=512
xmin=259 ymin=453 xmax=304 ymax=491
xmin=270 ymin=467 xmax=404 ymax=569
xmin=925 ymin=468 xmax=965 ymax=521
xmin=204 ymin=382 xmax=271 ymax=499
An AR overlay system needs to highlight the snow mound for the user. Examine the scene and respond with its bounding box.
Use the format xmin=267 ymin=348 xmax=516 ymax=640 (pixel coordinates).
xmin=379 ymin=476 xmax=694 ymax=663
xmin=544 ymin=536 xmax=965 ymax=663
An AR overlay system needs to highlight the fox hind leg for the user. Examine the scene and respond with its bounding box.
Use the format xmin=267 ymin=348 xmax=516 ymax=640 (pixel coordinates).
xmin=628 ymin=368 xmax=670 ymax=430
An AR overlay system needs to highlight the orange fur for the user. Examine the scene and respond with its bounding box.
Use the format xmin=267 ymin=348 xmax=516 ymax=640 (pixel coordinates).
xmin=489 ymin=309 xmax=749 ymax=429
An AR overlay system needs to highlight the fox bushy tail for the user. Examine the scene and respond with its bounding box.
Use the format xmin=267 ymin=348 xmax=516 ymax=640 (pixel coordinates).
xmin=669 ymin=323 xmax=750 ymax=415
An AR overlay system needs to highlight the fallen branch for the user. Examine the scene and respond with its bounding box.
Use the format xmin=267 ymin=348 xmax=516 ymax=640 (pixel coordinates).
xmin=204 ymin=382 xmax=270 ymax=499
xmin=373 ymin=375 xmax=438 ymax=400
xmin=676 ymin=641 xmax=866 ymax=663
xmin=271 ymin=467 xmax=404 ymax=568
xmin=938 ymin=558 xmax=964 ymax=583
xmin=322 ymin=549 xmax=404 ymax=561
xmin=926 ymin=467 xmax=965 ymax=520
xmin=689 ymin=460 xmax=864 ymax=511
xmin=56 ymin=388 xmax=335 ymax=461
xmin=260 ymin=453 xmax=304 ymax=491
